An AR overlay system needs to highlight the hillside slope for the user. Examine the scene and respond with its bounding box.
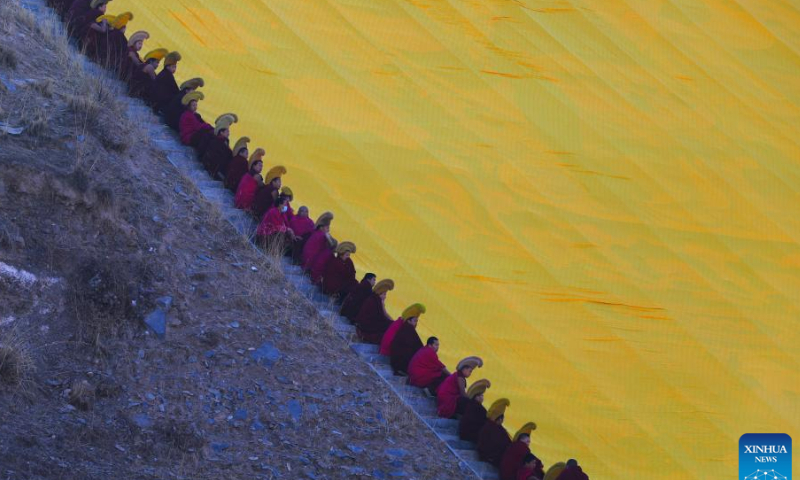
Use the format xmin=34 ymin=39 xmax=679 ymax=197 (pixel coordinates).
xmin=0 ymin=3 xmax=466 ymax=479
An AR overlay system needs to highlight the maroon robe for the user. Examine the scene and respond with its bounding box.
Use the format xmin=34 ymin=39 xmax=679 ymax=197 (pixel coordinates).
xmin=301 ymin=229 xmax=327 ymax=271
xmin=353 ymin=293 xmax=392 ymax=344
xmin=555 ymin=466 xmax=589 ymax=480
xmin=225 ymin=154 xmax=248 ymax=191
xmin=65 ymin=0 xmax=92 ymax=34
xmin=321 ymin=256 xmax=357 ymax=296
xmin=389 ymin=321 xmax=423 ymax=374
xmin=165 ymin=90 xmax=189 ymax=130
xmin=477 ymin=421 xmax=512 ymax=467
xmin=252 ymin=183 xmax=278 ymax=221
xmin=202 ymin=135 xmax=232 ymax=177
xmin=178 ymin=110 xmax=212 ymax=147
xmin=152 ymin=68 xmax=179 ymax=113
xmin=309 ymin=247 xmax=334 ymax=285
xmin=500 ymin=441 xmax=536 ymax=480
xmin=459 ymin=399 xmax=487 ymax=443
xmin=408 ymin=346 xmax=448 ymax=391
xmin=69 ymin=7 xmax=103 ymax=45
xmin=340 ymin=278 xmax=373 ymax=321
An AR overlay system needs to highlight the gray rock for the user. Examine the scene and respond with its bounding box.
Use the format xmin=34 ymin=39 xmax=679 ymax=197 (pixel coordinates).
xmin=251 ymin=342 xmax=281 ymax=366
xmin=144 ymin=309 xmax=166 ymax=339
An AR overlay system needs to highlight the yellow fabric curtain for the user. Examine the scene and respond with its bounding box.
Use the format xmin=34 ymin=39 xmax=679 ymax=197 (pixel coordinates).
xmin=114 ymin=0 xmax=800 ymax=477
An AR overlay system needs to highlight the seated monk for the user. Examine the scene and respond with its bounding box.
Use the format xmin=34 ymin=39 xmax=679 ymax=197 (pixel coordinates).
xmin=70 ymin=0 xmax=110 ymax=49
xmin=201 ymin=113 xmax=237 ymax=172
xmin=389 ymin=304 xmax=426 ymax=375
xmin=253 ymin=166 xmax=286 ymax=220
xmin=383 ymin=304 xmax=427 ymax=357
xmin=353 ymin=279 xmax=395 ymax=344
xmin=437 ymin=356 xmax=482 ymax=418
xmin=133 ymin=48 xmax=168 ymax=102
xmin=234 ymin=155 xmax=264 ymax=211
xmin=256 ymin=195 xmax=298 ymax=252
xmin=554 ymin=459 xmax=589 ymax=480
xmin=543 ymin=463 xmax=566 ymax=480
xmin=301 ymin=212 xmax=334 ymax=271
xmin=165 ymin=78 xmax=204 ymax=130
xmin=500 ymin=424 xmax=542 ymax=480
xmin=124 ymin=30 xmax=149 ymax=85
xmin=340 ymin=273 xmax=376 ymax=321
xmin=225 ymin=141 xmax=253 ymax=191
xmin=309 ymin=234 xmax=340 ymax=285
xmin=65 ymin=0 xmax=96 ymax=38
xmin=289 ymin=206 xmax=316 ymax=264
xmin=152 ymin=51 xmax=181 ymax=114
xmin=478 ymin=398 xmax=512 ymax=466
xmin=408 ymin=336 xmax=449 ymax=393
xmin=91 ymin=12 xmax=132 ymax=74
xmin=178 ymin=92 xmax=213 ymax=147
xmin=321 ymin=241 xmax=358 ymax=297
xmin=517 ymin=453 xmax=544 ymax=480
xmin=280 ymin=186 xmax=295 ymax=220
xmin=459 ymin=379 xmax=490 ymax=442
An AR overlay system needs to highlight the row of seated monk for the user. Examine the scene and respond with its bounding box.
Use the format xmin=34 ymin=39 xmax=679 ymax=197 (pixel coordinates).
xmin=49 ymin=1 xmax=591 ymax=479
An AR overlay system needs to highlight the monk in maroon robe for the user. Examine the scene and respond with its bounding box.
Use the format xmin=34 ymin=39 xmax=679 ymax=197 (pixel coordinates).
xmin=289 ymin=206 xmax=314 ymax=264
xmin=407 ymin=337 xmax=449 ymax=392
xmin=165 ymin=78 xmax=204 ymax=130
xmin=459 ymin=379 xmax=490 ymax=442
xmin=340 ymin=274 xmax=376 ymax=321
xmin=178 ymin=93 xmax=214 ymax=147
xmin=517 ymin=454 xmax=544 ymax=480
xmin=555 ymin=460 xmax=589 ymax=480
xmin=252 ymin=166 xmax=286 ymax=220
xmin=477 ymin=401 xmax=512 ymax=467
xmin=234 ymin=158 xmax=264 ymax=211
xmin=321 ymin=242 xmax=358 ymax=297
xmin=225 ymin=143 xmax=255 ymax=192
xmin=70 ymin=0 xmax=109 ymax=47
xmin=437 ymin=357 xmax=481 ymax=418
xmin=353 ymin=279 xmax=394 ymax=344
xmin=152 ymin=52 xmax=181 ymax=114
xmin=309 ymin=238 xmax=337 ymax=285
xmin=301 ymin=211 xmax=334 ymax=271
xmin=65 ymin=0 xmax=93 ymax=36
xmin=389 ymin=314 xmax=424 ymax=375
xmin=501 ymin=434 xmax=543 ymax=480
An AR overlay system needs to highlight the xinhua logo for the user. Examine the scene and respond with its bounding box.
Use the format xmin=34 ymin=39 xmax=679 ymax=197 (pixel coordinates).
xmin=740 ymin=433 xmax=792 ymax=480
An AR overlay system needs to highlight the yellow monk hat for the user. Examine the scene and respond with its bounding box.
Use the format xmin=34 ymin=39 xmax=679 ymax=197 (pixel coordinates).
xmin=487 ymin=398 xmax=510 ymax=421
xmin=543 ymin=463 xmax=567 ymax=480
xmin=315 ymin=211 xmax=334 ymax=229
xmin=90 ymin=0 xmax=111 ymax=8
xmin=111 ymin=12 xmax=133 ymax=29
xmin=248 ymin=148 xmax=265 ymax=168
xmin=466 ymin=379 xmax=491 ymax=399
xmin=513 ymin=422 xmax=537 ymax=441
xmin=265 ymin=165 xmax=287 ymax=184
xmin=127 ymin=30 xmax=149 ymax=46
xmin=144 ymin=48 xmax=168 ymax=62
xmin=180 ymin=78 xmax=204 ymax=91
xmin=281 ymin=186 xmax=293 ymax=199
xmin=456 ymin=356 xmax=483 ymax=371
xmin=335 ymin=241 xmax=356 ymax=256
xmin=401 ymin=303 xmax=426 ymax=320
xmin=232 ymin=137 xmax=250 ymax=155
xmin=181 ymin=91 xmax=204 ymax=106
xmin=164 ymin=51 xmax=181 ymax=66
xmin=373 ymin=279 xmax=394 ymax=295
xmin=215 ymin=112 xmax=238 ymax=125
xmin=214 ymin=114 xmax=237 ymax=136
xmin=96 ymin=14 xmax=115 ymax=23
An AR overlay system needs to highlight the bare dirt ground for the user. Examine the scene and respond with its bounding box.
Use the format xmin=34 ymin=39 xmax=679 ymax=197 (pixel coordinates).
xmin=0 ymin=2 xmax=466 ymax=478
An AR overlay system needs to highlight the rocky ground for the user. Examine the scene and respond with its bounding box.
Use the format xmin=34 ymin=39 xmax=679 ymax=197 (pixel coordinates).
xmin=0 ymin=2 xmax=468 ymax=478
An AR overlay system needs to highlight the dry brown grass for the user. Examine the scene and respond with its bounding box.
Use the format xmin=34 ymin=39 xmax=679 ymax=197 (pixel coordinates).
xmin=68 ymin=379 xmax=95 ymax=410
xmin=67 ymin=257 xmax=141 ymax=345
xmin=0 ymin=329 xmax=35 ymax=392
xmin=0 ymin=44 xmax=17 ymax=69
xmin=23 ymin=106 xmax=49 ymax=138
